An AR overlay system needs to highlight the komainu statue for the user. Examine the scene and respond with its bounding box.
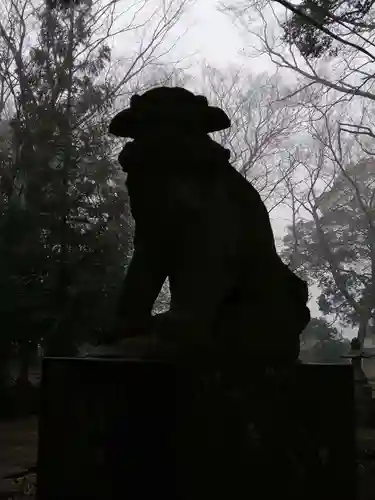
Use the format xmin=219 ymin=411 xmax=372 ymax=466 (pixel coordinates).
xmin=99 ymin=87 xmax=310 ymax=367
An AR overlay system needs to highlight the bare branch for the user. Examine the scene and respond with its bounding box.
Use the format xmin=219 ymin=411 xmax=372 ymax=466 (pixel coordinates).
xmin=273 ymin=0 xmax=375 ymax=62
xmin=222 ymin=0 xmax=375 ymax=109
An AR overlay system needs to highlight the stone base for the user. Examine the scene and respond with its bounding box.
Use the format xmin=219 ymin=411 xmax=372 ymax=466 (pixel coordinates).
xmin=37 ymin=359 xmax=357 ymax=500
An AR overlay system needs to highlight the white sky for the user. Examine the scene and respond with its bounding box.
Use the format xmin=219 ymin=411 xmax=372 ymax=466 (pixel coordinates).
xmin=176 ymin=0 xmax=244 ymax=69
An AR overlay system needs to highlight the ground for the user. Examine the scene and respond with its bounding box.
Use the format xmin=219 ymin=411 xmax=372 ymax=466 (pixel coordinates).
xmin=0 ymin=417 xmax=374 ymax=499
xmin=0 ymin=418 xmax=37 ymax=498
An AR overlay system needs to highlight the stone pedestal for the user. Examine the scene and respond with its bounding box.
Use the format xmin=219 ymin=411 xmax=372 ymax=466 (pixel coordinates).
xmin=36 ymin=358 xmax=357 ymax=500
xmin=343 ymin=351 xmax=374 ymax=426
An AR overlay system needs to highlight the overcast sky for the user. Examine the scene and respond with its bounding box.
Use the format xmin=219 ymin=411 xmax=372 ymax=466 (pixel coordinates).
xmin=171 ymin=1 xmax=276 ymax=73
xmin=178 ymin=0 xmax=244 ymax=69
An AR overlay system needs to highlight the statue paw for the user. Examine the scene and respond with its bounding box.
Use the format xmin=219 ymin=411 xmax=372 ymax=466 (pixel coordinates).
xmin=84 ymin=335 xmax=175 ymax=360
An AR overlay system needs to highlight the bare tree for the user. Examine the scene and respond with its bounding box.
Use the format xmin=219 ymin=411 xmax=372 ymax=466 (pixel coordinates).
xmin=0 ymin=0 xmax=192 ymax=237
xmin=281 ymin=103 xmax=375 ymax=345
xmin=220 ymin=0 xmax=375 ymax=110
xmin=0 ymin=0 xmax=192 ymax=123
xmin=194 ymin=64 xmax=306 ymax=212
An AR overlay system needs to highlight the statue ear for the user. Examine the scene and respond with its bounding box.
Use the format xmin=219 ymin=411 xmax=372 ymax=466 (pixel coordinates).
xmin=130 ymin=94 xmax=142 ymax=109
xmin=195 ymin=95 xmax=208 ymax=106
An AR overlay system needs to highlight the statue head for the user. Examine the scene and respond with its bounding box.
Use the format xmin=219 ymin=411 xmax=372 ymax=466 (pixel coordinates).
xmin=108 ymin=87 xmax=231 ymax=139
